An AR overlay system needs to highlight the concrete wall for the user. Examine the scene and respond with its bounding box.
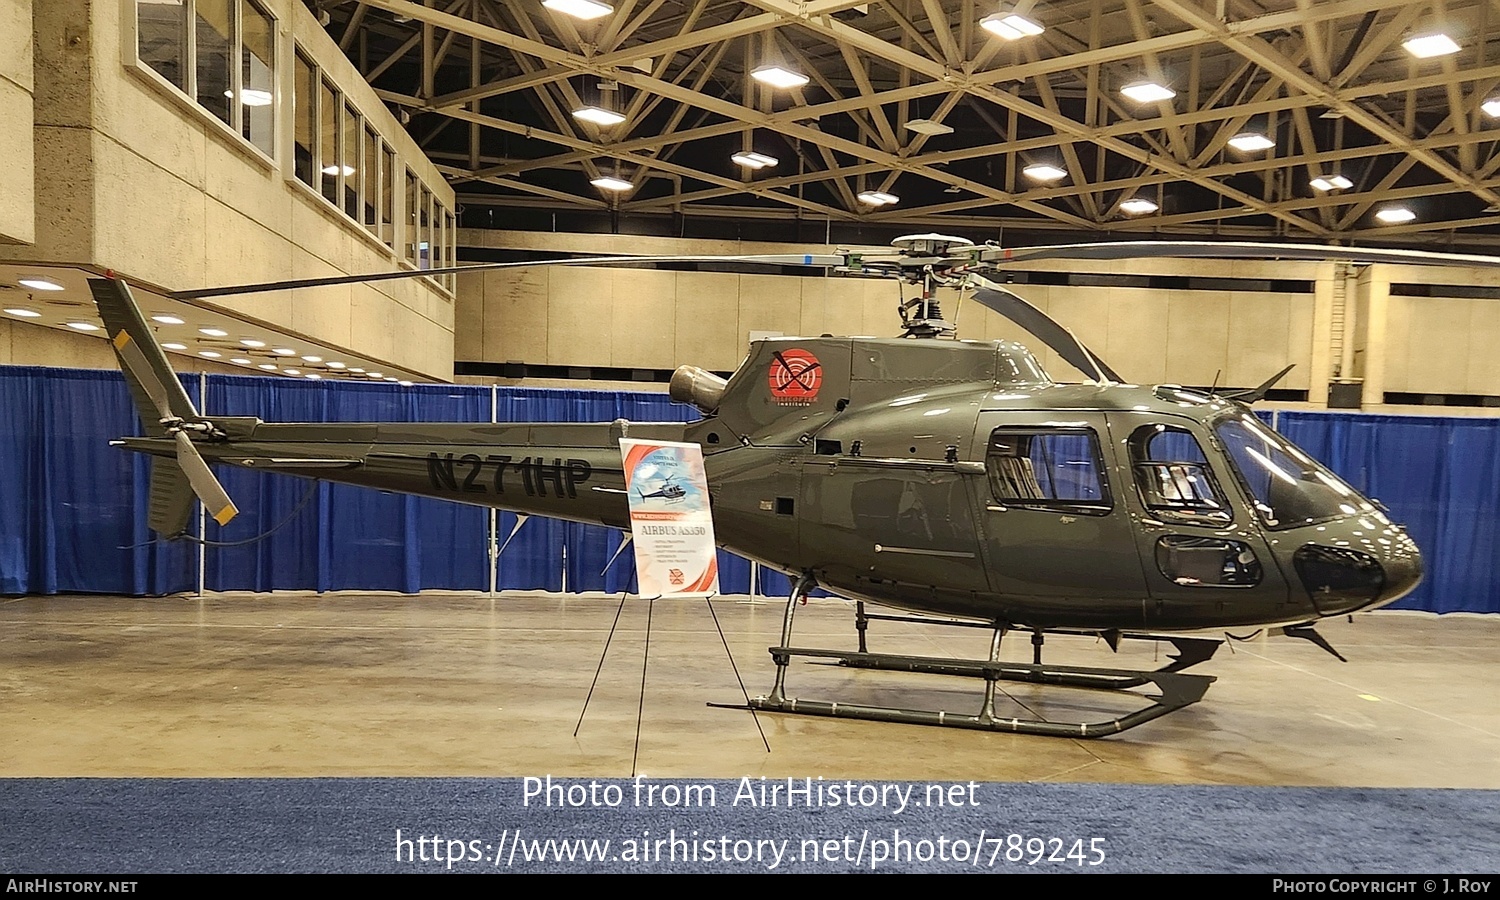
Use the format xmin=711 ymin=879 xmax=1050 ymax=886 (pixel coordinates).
xmin=0 ymin=317 xmax=245 ymax=376
xmin=455 ymin=230 xmax=1500 ymax=411
xmin=3 ymin=0 xmax=456 ymax=380
xmin=0 ymin=0 xmax=35 ymax=245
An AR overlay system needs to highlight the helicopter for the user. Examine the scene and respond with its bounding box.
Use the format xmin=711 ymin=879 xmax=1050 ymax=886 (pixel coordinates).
xmin=90 ymin=234 xmax=1498 ymax=738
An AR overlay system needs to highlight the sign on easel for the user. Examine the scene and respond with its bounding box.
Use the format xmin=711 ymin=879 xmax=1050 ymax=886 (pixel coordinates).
xmin=619 ymin=439 xmax=719 ymax=597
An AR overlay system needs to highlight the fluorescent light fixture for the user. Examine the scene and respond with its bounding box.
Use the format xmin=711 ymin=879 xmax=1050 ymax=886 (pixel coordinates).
xmin=327 ymin=361 xmax=347 ymax=369
xmin=1375 ymin=206 xmax=1416 ymax=224
xmin=1119 ymin=197 xmax=1159 ymax=215
xmin=1402 ymin=32 xmax=1460 ymax=58
xmin=4 ymin=308 xmax=41 ymax=317
xmin=301 ymin=355 xmax=323 ymax=363
xmin=750 ymin=65 xmax=809 ymax=89
xmin=1228 ymin=132 xmax=1275 ymax=152
xmin=320 ymin=164 xmax=356 ymax=176
xmin=904 ymin=118 xmax=954 ymax=136
xmin=1483 ymin=97 xmax=1500 ymax=117
xmin=257 ymin=363 xmax=278 ymax=370
xmin=590 ymin=175 xmax=633 ymax=192
xmin=18 ymin=278 xmax=64 ymax=291
xmin=152 ymin=314 xmax=185 ymax=325
xmin=199 ymin=350 xmax=222 ymax=358
xmin=162 ymin=342 xmax=188 ymax=350
xmin=542 ymin=0 xmax=612 ymax=20
xmin=980 ymin=12 xmax=1043 ymax=40
xmin=225 ymin=88 xmax=273 ymax=107
xmin=66 ymin=322 xmax=99 ymax=331
xmin=1309 ymin=174 xmax=1353 ymax=191
xmin=1121 ymin=81 xmax=1176 ymax=103
xmin=572 ymin=106 xmax=625 ymax=127
xmin=856 ymin=190 xmax=899 ymax=206
xmin=272 ymin=348 xmax=296 ymax=356
xmin=731 ymin=151 xmax=779 ymax=169
xmin=230 ymin=358 xmax=252 ymax=365
xmin=199 ymin=327 xmax=228 ymax=337
xmin=240 ymin=338 xmax=266 ymax=348
xmin=1023 ymin=163 xmax=1068 ymax=182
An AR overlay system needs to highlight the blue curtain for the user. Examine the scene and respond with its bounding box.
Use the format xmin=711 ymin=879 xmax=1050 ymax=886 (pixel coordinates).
xmin=13 ymin=364 xmax=1487 ymax=611
xmin=1274 ymin=412 xmax=1500 ymax=614
xmin=0 ymin=367 xmax=195 ymax=595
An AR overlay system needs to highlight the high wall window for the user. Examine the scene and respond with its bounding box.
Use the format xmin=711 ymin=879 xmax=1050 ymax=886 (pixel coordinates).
xmin=135 ymin=0 xmax=276 ymax=158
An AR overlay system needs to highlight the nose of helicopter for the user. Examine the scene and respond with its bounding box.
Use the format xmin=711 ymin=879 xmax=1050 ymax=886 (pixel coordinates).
xmin=1292 ymin=522 xmax=1423 ymax=616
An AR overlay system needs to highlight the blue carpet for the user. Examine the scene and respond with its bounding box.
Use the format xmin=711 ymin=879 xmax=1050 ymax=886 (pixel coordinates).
xmin=1 ymin=778 xmax=1496 ymax=873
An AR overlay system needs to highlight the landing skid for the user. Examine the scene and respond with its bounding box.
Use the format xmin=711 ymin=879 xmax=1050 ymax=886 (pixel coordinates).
xmin=732 ymin=577 xmax=1219 ymax=739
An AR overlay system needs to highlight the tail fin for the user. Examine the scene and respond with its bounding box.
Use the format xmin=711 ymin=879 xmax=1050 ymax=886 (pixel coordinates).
xmin=90 ymin=277 xmax=238 ymax=530
xmin=148 ymin=460 xmax=196 ymax=538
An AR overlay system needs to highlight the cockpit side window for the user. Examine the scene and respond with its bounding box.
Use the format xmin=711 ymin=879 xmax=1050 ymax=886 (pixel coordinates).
xmin=984 ymin=427 xmax=1111 ymax=515
xmin=1128 ymin=424 xmax=1232 ymax=525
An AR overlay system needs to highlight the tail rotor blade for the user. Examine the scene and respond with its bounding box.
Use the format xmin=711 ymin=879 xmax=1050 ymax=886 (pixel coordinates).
xmin=112 ymin=330 xmax=175 ymax=421
xmin=173 ymin=432 xmax=238 ymax=526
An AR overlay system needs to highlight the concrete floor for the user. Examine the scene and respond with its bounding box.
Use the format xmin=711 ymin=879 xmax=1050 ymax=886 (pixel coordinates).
xmin=2 ymin=592 xmax=1498 ymax=786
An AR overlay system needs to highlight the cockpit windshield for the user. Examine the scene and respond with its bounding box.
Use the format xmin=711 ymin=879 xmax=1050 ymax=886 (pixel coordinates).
xmin=1212 ymin=414 xmax=1372 ymax=529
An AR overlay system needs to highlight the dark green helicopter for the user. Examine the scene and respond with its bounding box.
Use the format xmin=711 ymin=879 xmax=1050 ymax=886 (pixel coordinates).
xmin=94 ymin=235 xmax=1489 ymax=738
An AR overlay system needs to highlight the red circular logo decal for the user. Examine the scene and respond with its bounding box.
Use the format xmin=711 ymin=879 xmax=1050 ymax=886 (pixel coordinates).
xmin=767 ymin=349 xmax=822 ymax=406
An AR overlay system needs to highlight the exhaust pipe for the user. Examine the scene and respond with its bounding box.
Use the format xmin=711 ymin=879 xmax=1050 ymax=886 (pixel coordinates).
xmin=669 ymin=365 xmax=727 ymax=414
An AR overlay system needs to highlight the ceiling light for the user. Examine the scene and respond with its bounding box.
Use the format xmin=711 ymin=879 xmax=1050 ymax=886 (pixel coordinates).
xmin=1119 ymin=197 xmax=1159 ymax=215
xmin=542 ymin=0 xmax=613 ymax=20
xmin=4 ymin=308 xmax=41 ymax=317
xmin=230 ymin=358 xmax=252 ymax=365
xmin=1228 ymin=132 xmax=1275 ymax=152
xmin=1309 ymin=174 xmax=1353 ymax=191
xmin=301 ymin=355 xmax=322 ymax=363
xmin=398 ymin=380 xmax=414 ymax=387
xmin=199 ymin=350 xmax=222 ymax=358
xmin=240 ymin=338 xmax=266 ymax=348
xmin=1483 ymin=97 xmax=1500 ymax=117
xmin=368 ymin=372 xmax=383 ymax=379
xmin=731 ymin=151 xmax=779 ymax=169
xmin=572 ymin=106 xmax=625 ymax=127
xmin=18 ymin=278 xmax=64 ymax=291
xmin=327 ymin=361 xmax=347 ymax=369
xmin=152 ymin=314 xmax=185 ymax=325
xmin=283 ymin=368 xmax=301 ymax=376
xmin=1402 ymin=32 xmax=1460 ymax=58
xmin=224 ymin=88 xmax=273 ymax=107
xmin=750 ymin=65 xmax=809 ymax=89
xmin=1375 ymin=207 xmax=1416 ymax=224
xmin=590 ymin=175 xmax=633 ymax=192
xmin=1121 ymin=81 xmax=1176 ymax=103
xmin=349 ymin=368 xmax=365 ymax=374
xmin=257 ymin=363 xmax=278 ymax=370
xmin=306 ymin=373 xmax=321 ymax=380
xmin=904 ymin=118 xmax=954 ymax=136
xmin=980 ymin=12 xmax=1043 ymax=40
xmin=320 ymin=164 xmax=356 ymax=176
xmin=384 ymin=377 xmax=399 ymax=382
xmin=199 ymin=327 xmax=228 ymax=337
xmin=272 ymin=348 xmax=296 ymax=356
xmin=1023 ymin=163 xmax=1068 ymax=182
xmin=162 ymin=342 xmax=188 ymax=350
xmin=856 ymin=190 xmax=898 ymax=206
xmin=66 ymin=322 xmax=99 ymax=331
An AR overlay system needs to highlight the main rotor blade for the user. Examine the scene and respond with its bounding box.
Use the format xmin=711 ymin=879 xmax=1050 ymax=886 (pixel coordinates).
xmin=969 ymin=276 xmax=1122 ymax=384
xmin=977 ymin=240 xmax=1500 ymax=269
xmin=173 ymin=432 xmax=238 ymax=527
xmin=171 ymin=253 xmax=848 ymax=300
